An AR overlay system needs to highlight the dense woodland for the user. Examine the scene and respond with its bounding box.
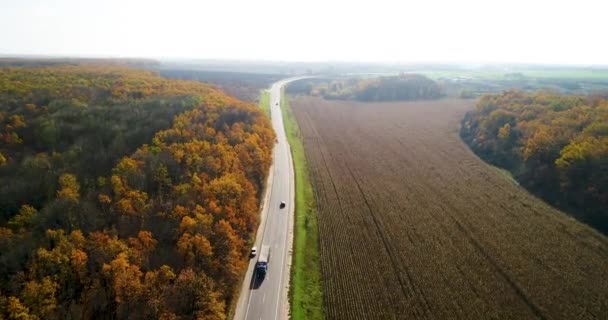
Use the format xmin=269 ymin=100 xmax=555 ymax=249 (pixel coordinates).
xmin=160 ymin=69 xmax=282 ymax=102
xmin=0 ymin=58 xmax=159 ymax=69
xmin=461 ymin=90 xmax=608 ymax=233
xmin=0 ymin=66 xmax=275 ymax=319
xmin=291 ymin=74 xmax=442 ymax=101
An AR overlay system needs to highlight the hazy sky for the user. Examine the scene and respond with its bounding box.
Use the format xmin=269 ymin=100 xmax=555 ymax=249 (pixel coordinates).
xmin=1 ymin=0 xmax=607 ymax=64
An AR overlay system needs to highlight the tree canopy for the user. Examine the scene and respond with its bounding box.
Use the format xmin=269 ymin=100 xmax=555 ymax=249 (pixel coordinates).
xmin=0 ymin=65 xmax=275 ymax=319
xmin=461 ymin=90 xmax=608 ymax=233
xmin=292 ymin=74 xmax=442 ymax=101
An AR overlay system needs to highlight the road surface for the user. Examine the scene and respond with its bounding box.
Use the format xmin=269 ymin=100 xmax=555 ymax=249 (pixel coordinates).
xmin=233 ymin=78 xmax=305 ymax=320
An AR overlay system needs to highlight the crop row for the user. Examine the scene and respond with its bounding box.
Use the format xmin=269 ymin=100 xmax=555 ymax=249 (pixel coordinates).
xmin=291 ymin=96 xmax=608 ymax=319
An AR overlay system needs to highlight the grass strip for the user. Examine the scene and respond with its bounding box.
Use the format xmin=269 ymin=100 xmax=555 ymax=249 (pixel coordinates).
xmin=281 ymin=91 xmax=325 ymax=320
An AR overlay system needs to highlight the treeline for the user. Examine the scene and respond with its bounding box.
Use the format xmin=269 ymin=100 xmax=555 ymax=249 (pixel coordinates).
xmin=0 ymin=58 xmax=159 ymax=69
xmin=0 ymin=66 xmax=275 ymax=319
xmin=461 ymin=90 xmax=608 ymax=233
xmin=292 ymin=74 xmax=442 ymax=101
xmin=160 ymin=69 xmax=282 ymax=102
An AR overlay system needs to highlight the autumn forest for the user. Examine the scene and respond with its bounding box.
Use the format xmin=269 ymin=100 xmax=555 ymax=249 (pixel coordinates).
xmin=287 ymin=74 xmax=442 ymax=102
xmin=0 ymin=66 xmax=275 ymax=319
xmin=1 ymin=61 xmax=608 ymax=320
xmin=461 ymin=91 xmax=608 ymax=233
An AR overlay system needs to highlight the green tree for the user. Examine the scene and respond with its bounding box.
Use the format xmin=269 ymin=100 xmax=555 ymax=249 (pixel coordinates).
xmin=4 ymin=296 xmax=38 ymax=320
xmin=7 ymin=205 xmax=37 ymax=231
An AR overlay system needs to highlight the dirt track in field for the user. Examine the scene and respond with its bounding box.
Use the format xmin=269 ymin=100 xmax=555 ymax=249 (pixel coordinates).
xmin=290 ymin=96 xmax=608 ymax=320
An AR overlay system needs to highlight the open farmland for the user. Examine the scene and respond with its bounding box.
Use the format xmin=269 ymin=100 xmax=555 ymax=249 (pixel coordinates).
xmin=289 ymin=96 xmax=608 ymax=319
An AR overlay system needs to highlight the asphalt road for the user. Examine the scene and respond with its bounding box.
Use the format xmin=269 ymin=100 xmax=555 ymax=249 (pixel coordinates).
xmin=234 ymin=78 xmax=303 ymax=320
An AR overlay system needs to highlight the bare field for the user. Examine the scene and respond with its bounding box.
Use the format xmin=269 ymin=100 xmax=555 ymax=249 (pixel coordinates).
xmin=290 ymin=96 xmax=608 ymax=319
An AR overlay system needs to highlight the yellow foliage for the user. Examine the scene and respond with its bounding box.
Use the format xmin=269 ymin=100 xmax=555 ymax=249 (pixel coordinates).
xmin=180 ymin=216 xmax=197 ymax=233
xmin=171 ymin=205 xmax=188 ymax=219
xmin=111 ymin=175 xmax=125 ymax=195
xmin=102 ymin=252 xmax=143 ymax=304
xmin=7 ymin=205 xmax=37 ymax=231
xmin=70 ymin=249 xmax=88 ymax=272
xmin=114 ymin=157 xmax=142 ymax=176
xmin=21 ymin=277 xmax=58 ymax=318
xmin=6 ymin=296 xmax=38 ymax=320
xmin=56 ymin=173 xmax=80 ymax=202
xmin=0 ymin=65 xmax=275 ymax=318
xmin=498 ymin=123 xmax=511 ymax=140
xmin=98 ymin=193 xmax=112 ymax=205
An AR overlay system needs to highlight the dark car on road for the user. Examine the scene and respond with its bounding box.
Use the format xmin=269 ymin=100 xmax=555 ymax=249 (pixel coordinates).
xmin=280 ymin=201 xmax=286 ymax=209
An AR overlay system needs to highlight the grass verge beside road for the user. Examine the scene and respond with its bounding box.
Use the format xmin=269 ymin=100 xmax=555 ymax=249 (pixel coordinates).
xmin=259 ymin=90 xmax=271 ymax=117
xmin=281 ymin=90 xmax=324 ymax=320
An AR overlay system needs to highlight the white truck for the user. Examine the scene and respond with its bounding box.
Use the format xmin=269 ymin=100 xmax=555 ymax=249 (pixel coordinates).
xmin=255 ymin=245 xmax=271 ymax=279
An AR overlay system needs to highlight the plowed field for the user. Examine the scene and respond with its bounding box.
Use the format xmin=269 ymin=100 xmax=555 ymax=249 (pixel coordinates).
xmin=290 ymin=96 xmax=608 ymax=320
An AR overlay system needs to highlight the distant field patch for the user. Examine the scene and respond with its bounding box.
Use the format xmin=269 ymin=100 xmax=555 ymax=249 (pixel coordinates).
xmin=259 ymin=90 xmax=270 ymax=117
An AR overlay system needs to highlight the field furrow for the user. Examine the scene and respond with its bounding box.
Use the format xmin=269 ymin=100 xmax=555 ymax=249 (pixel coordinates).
xmin=290 ymin=96 xmax=608 ymax=320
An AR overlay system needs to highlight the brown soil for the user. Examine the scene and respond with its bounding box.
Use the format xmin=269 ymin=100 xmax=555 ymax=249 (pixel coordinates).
xmin=290 ymin=96 xmax=608 ymax=320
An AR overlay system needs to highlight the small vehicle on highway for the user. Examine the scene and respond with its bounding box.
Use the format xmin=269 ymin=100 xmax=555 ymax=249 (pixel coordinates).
xmin=276 ymin=102 xmax=279 ymax=106
xmin=280 ymin=201 xmax=286 ymax=209
xmin=250 ymin=247 xmax=257 ymax=258
xmin=256 ymin=245 xmax=271 ymax=279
